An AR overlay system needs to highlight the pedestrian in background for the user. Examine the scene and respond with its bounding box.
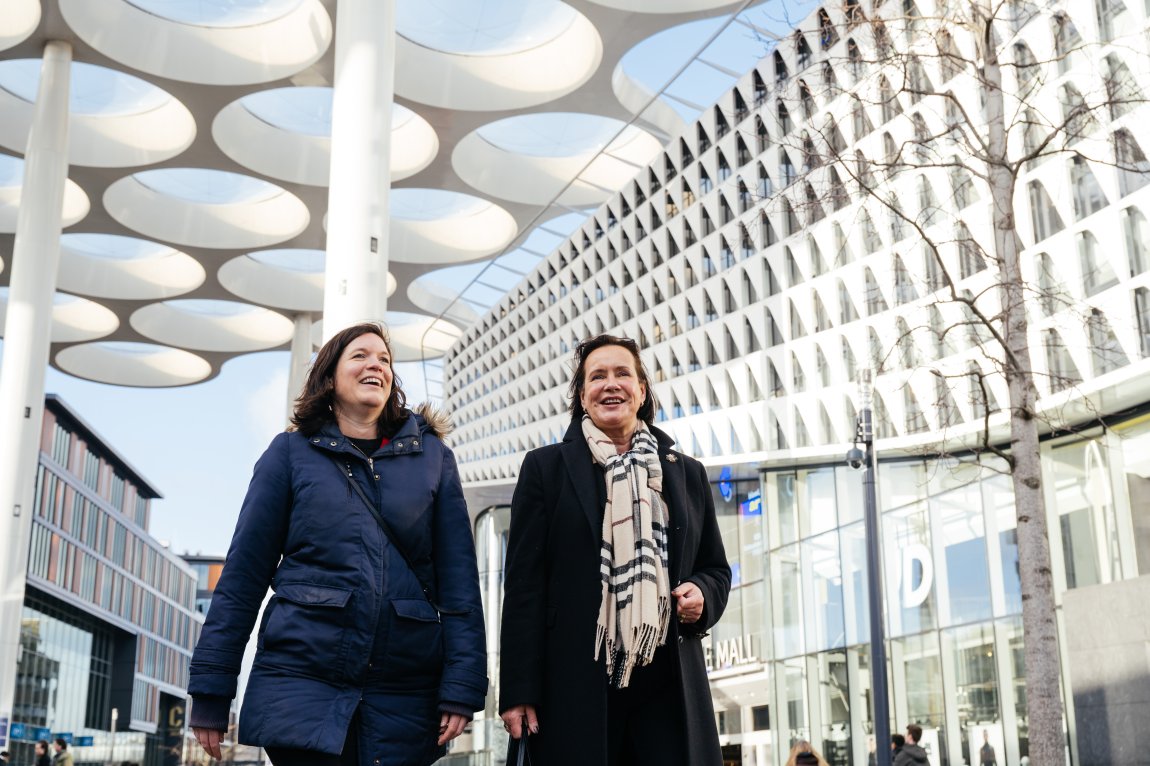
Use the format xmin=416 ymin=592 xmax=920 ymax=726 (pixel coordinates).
xmin=785 ymin=740 xmax=829 ymax=766
xmin=34 ymin=740 xmax=52 ymax=766
xmin=188 ymin=322 xmax=487 ymax=766
xmin=51 ymin=739 xmax=72 ymax=766
xmin=894 ymin=725 xmax=929 ymax=766
xmin=499 ymin=334 xmax=731 ymax=766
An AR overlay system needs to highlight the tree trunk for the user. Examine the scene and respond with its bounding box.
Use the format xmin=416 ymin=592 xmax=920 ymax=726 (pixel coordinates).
xmin=979 ymin=2 xmax=1066 ymax=763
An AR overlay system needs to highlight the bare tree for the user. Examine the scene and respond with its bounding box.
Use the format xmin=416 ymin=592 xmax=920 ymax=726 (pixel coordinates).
xmin=743 ymin=0 xmax=1150 ymax=761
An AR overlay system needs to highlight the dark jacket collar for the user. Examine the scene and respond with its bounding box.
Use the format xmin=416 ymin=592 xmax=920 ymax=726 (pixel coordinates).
xmin=309 ymin=412 xmax=425 ymax=457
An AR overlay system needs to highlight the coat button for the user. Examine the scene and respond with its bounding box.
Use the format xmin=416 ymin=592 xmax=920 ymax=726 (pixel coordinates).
xmin=312 ymin=437 xmax=320 ymax=443
xmin=330 ymin=441 xmax=338 ymax=446
xmin=396 ymin=442 xmax=403 ymax=448
xmin=412 ymin=440 xmax=419 ymax=447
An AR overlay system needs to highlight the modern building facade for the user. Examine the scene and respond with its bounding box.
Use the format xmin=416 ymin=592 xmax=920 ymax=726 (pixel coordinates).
xmin=448 ymin=0 xmax=1150 ymax=764
xmin=4 ymin=396 xmax=200 ymax=766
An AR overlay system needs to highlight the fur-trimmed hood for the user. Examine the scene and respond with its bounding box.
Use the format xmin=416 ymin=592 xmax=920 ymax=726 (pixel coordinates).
xmin=414 ymin=402 xmax=453 ymax=439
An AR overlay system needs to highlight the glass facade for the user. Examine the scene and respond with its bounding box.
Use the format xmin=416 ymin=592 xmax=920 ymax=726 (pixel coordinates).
xmin=701 ymin=416 xmax=1150 ymax=766
xmin=466 ymin=414 xmax=1150 ymax=766
xmin=6 ymin=399 xmax=201 ymax=766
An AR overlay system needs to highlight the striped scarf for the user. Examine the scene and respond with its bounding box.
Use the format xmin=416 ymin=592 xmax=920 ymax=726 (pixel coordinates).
xmin=583 ymin=415 xmax=671 ymax=688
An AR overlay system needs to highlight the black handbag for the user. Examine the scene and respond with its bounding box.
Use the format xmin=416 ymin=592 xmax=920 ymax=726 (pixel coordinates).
xmin=506 ymin=733 xmax=533 ymax=766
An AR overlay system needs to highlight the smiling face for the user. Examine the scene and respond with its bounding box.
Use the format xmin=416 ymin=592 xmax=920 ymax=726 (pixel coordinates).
xmin=332 ymin=331 xmax=393 ymax=421
xmin=579 ymin=344 xmax=647 ymax=442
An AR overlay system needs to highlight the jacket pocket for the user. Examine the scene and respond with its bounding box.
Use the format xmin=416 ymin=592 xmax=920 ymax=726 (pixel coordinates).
xmin=382 ymin=597 xmax=444 ymax=681
xmin=259 ymin=582 xmax=353 ymax=676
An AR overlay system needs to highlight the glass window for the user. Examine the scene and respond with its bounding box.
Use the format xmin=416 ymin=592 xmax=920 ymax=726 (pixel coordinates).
xmin=803 ymin=531 xmax=845 ymax=652
xmin=945 ymin=623 xmax=1002 ymax=765
xmin=932 ymin=480 xmax=993 ymax=625
xmin=1115 ymin=419 xmax=1150 ymax=574
xmin=892 ymin=632 xmax=947 ymax=751
xmin=816 ymin=651 xmax=853 ymax=765
xmin=884 ymin=503 xmax=938 ymax=636
xmin=983 ymin=473 xmax=1022 ymax=616
xmin=770 ymin=544 xmax=804 ymax=657
xmin=1027 ymin=180 xmax=1065 ymax=242
xmin=838 ymin=522 xmax=871 ymax=646
xmin=1115 ymin=130 xmax=1150 ymax=197
xmin=1123 ymin=207 xmax=1149 ymax=276
xmin=1049 ymin=438 xmax=1121 ymax=589
xmin=782 ymin=658 xmax=810 ymax=743
xmin=1069 ymin=156 xmax=1108 ymax=220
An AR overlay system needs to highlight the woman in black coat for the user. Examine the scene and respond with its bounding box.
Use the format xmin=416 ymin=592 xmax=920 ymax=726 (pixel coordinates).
xmin=499 ymin=334 xmax=731 ymax=766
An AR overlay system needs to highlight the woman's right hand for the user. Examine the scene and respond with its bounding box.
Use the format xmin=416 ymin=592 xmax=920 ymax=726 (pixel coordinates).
xmin=500 ymin=704 xmax=539 ymax=739
xmin=193 ymin=727 xmax=224 ymax=760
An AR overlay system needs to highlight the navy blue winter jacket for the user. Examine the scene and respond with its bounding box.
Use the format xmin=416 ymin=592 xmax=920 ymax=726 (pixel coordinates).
xmin=188 ymin=407 xmax=487 ymax=761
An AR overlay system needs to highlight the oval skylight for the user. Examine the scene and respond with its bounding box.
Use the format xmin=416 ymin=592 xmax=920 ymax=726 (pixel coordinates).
xmin=62 ymin=233 xmax=175 ymax=261
xmin=125 ymin=0 xmax=305 ymax=28
xmin=248 ymin=248 xmax=325 ymax=273
xmin=58 ymin=233 xmax=204 ymax=300
xmin=0 ymin=153 xmax=22 ymax=187
xmin=133 ymin=168 xmax=283 ymax=205
xmin=55 ymin=341 xmax=212 ymax=387
xmin=397 ymin=0 xmax=577 ymax=56
xmin=0 ymin=59 xmax=170 ymax=116
xmin=477 ymin=112 xmax=641 ymax=158
xmin=619 ymin=15 xmax=772 ymax=122
xmin=391 ymin=189 xmax=495 ymax=222
xmin=241 ymin=86 xmax=332 ymax=137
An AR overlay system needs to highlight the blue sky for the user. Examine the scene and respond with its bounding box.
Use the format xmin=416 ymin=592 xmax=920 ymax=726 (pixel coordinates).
xmin=1 ymin=2 xmax=813 ymax=557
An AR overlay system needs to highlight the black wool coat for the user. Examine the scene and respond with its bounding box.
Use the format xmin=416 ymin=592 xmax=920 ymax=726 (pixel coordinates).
xmin=499 ymin=420 xmax=731 ymax=766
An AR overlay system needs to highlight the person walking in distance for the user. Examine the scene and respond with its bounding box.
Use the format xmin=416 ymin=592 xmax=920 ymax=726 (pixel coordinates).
xmin=52 ymin=739 xmax=73 ymax=766
xmin=35 ymin=740 xmax=52 ymax=766
xmin=893 ymin=725 xmax=929 ymax=766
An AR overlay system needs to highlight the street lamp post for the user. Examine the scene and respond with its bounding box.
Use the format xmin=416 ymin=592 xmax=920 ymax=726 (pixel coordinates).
xmin=848 ymin=370 xmax=892 ymax=766
xmin=109 ymin=707 xmax=118 ymax=766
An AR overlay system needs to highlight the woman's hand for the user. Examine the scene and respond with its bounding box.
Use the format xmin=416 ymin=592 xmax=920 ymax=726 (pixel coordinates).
xmin=672 ymin=581 xmax=705 ymax=624
xmin=437 ymin=713 xmax=469 ymax=746
xmin=500 ymin=704 xmax=539 ymax=739
xmin=193 ymin=727 xmax=224 ymax=760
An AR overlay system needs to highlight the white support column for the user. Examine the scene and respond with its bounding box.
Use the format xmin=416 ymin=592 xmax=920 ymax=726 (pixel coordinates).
xmin=323 ymin=0 xmax=395 ymax=341
xmin=286 ymin=313 xmax=314 ymax=424
xmin=0 ymin=40 xmax=72 ymax=729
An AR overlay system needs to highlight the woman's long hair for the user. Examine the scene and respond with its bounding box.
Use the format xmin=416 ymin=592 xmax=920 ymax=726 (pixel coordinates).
xmin=290 ymin=322 xmax=408 ymax=436
xmin=566 ymin=334 xmax=658 ymax=424
xmin=785 ymin=741 xmax=829 ymax=766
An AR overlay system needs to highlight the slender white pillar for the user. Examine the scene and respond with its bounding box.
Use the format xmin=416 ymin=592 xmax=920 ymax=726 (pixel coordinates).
xmin=322 ymin=0 xmax=395 ymax=341
xmin=0 ymin=40 xmax=72 ymax=728
xmin=286 ymin=313 xmax=314 ymax=423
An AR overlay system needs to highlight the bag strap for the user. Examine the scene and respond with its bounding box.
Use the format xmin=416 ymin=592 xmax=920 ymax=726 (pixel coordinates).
xmin=331 ymin=455 xmax=438 ymax=607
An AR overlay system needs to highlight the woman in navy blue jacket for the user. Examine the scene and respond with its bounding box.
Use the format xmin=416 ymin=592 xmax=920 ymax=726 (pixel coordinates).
xmin=188 ymin=322 xmax=487 ymax=766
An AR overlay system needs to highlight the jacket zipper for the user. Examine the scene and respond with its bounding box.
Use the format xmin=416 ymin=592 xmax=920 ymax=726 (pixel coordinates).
xmin=347 ymin=444 xmax=385 ymax=675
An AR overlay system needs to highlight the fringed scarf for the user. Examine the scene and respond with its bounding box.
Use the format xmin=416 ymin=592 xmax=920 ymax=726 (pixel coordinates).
xmin=583 ymin=415 xmax=671 ymax=688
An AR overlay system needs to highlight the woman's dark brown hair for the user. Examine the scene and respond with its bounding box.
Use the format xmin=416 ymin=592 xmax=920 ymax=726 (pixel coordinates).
xmin=291 ymin=322 xmax=408 ymax=436
xmin=567 ymin=334 xmax=658 ymax=424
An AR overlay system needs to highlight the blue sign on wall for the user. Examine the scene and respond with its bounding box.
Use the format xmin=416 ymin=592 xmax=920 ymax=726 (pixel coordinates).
xmin=0 ymin=716 xmax=8 ymax=747
xmin=718 ymin=466 xmax=733 ymax=502
xmin=739 ymin=489 xmax=762 ymax=516
xmin=74 ymin=736 xmax=94 ymax=747
xmin=54 ymin=732 xmax=73 ymax=744
xmin=33 ymin=727 xmax=51 ymax=741
xmin=9 ymin=722 xmax=26 ymax=741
